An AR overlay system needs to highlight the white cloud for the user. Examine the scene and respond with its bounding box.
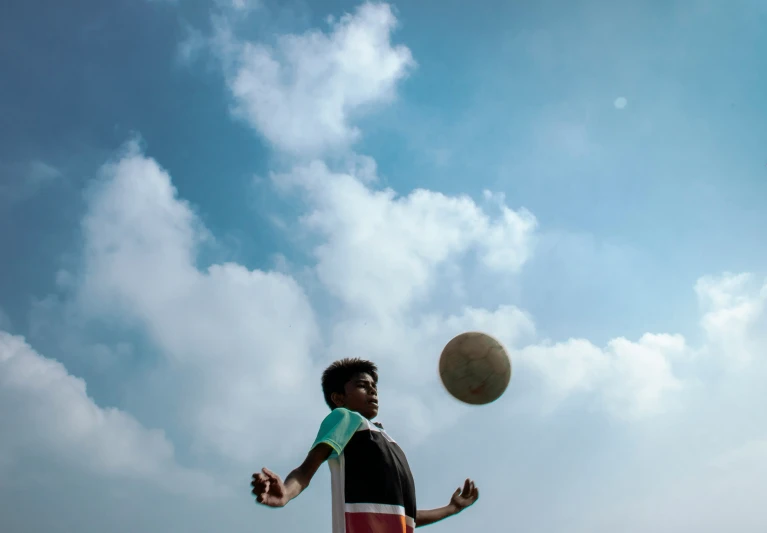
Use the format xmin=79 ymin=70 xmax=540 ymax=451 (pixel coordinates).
xmin=221 ymin=2 xmax=415 ymax=155
xmin=0 ymin=331 xmax=216 ymax=496
xmin=516 ymin=333 xmax=686 ymax=418
xmin=516 ymin=272 xmax=767 ymax=419
xmin=64 ymin=144 xmax=538 ymax=453
xmin=614 ymin=96 xmax=628 ymax=109
xmin=696 ymin=272 xmax=767 ymax=366
xmin=273 ymin=161 xmax=537 ymax=318
xmin=76 ymin=142 xmax=322 ymax=463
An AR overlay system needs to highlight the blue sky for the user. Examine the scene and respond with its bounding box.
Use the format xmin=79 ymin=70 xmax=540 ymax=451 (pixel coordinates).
xmin=1 ymin=1 xmax=766 ymax=532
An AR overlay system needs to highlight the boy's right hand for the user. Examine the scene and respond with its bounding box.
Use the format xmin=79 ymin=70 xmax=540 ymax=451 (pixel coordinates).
xmin=251 ymin=467 xmax=288 ymax=507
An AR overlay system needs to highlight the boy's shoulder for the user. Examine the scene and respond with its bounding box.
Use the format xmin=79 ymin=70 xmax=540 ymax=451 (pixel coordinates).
xmin=318 ymin=408 xmax=387 ymax=434
xmin=319 ymin=407 xmax=366 ymax=426
xmin=312 ymin=408 xmax=371 ymax=458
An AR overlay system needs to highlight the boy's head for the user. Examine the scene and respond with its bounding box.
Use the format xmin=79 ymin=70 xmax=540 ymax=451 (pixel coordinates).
xmin=322 ymin=358 xmax=379 ymax=419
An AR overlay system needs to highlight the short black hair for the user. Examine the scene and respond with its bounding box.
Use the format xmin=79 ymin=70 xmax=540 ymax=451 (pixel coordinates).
xmin=321 ymin=358 xmax=378 ymax=410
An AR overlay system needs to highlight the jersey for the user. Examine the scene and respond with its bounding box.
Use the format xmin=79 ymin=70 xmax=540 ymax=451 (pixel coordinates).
xmin=311 ymin=408 xmax=417 ymax=533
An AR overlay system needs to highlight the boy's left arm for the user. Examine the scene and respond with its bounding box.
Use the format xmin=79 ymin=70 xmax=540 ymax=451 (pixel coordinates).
xmin=415 ymin=479 xmax=479 ymax=528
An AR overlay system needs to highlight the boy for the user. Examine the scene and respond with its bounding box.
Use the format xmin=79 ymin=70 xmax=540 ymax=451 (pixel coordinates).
xmin=251 ymin=358 xmax=479 ymax=531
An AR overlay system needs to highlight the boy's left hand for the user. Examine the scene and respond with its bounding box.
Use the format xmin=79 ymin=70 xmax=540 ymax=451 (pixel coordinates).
xmin=449 ymin=478 xmax=479 ymax=513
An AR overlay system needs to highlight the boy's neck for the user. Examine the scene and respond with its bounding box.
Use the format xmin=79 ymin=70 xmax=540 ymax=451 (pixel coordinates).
xmin=344 ymin=407 xmax=379 ymax=424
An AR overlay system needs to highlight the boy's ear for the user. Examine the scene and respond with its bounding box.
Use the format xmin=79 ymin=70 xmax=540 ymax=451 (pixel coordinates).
xmin=330 ymin=392 xmax=345 ymax=408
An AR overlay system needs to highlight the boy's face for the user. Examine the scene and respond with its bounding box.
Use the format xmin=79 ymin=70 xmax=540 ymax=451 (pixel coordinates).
xmin=336 ymin=372 xmax=378 ymax=419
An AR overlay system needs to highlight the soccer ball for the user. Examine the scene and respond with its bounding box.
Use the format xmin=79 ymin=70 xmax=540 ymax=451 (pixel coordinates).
xmin=439 ymin=331 xmax=511 ymax=405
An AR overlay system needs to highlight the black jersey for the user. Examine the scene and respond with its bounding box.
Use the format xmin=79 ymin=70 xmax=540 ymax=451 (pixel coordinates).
xmin=311 ymin=408 xmax=417 ymax=532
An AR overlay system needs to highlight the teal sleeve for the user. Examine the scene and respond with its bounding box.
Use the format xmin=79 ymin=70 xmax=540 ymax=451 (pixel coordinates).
xmin=311 ymin=408 xmax=364 ymax=458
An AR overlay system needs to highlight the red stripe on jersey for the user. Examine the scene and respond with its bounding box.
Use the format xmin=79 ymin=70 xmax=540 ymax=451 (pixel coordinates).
xmin=345 ymin=512 xmax=414 ymax=533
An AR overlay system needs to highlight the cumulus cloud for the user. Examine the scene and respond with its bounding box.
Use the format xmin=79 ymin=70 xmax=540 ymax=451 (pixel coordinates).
xmin=0 ymin=332 xmax=216 ymax=496
xmin=519 ymin=333 xmax=686 ymax=418
xmin=76 ymin=142 xmax=322 ymax=462
xmin=518 ymin=273 xmax=767 ymax=419
xmin=274 ymin=161 xmax=537 ymax=318
xmin=696 ymin=272 xmax=767 ymax=366
xmin=221 ymin=2 xmax=415 ymax=155
xmin=54 ymin=142 xmax=539 ymax=454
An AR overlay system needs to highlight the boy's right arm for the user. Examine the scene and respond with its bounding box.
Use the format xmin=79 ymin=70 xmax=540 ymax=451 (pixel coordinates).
xmin=251 ymin=443 xmax=333 ymax=508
